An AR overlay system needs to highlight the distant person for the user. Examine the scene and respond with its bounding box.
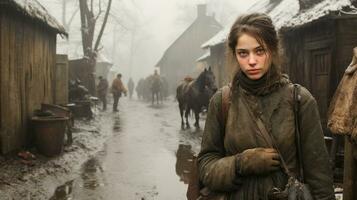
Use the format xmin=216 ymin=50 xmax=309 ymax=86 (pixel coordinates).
xmin=68 ymin=79 xmax=89 ymax=101
xmin=151 ymin=69 xmax=161 ymax=105
xmin=96 ymin=76 xmax=109 ymax=111
xmin=136 ymin=78 xmax=145 ymax=100
xmin=127 ymin=78 xmax=135 ymax=99
xmin=111 ymin=73 xmax=127 ymax=112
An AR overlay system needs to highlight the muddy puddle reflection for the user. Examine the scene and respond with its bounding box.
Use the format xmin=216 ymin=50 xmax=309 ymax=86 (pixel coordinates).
xmin=112 ymin=115 xmax=122 ymax=132
xmin=49 ymin=180 xmax=74 ymax=200
xmin=50 ymin=150 xmax=107 ymax=200
xmin=49 ymin=99 xmax=202 ymax=199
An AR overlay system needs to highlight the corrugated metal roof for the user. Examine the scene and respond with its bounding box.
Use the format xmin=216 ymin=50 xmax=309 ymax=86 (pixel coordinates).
xmin=4 ymin=0 xmax=67 ymax=35
xmin=201 ymin=0 xmax=299 ymax=48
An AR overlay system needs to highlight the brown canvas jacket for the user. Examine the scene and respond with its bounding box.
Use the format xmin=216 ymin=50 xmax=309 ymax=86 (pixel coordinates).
xmin=198 ymin=82 xmax=335 ymax=200
xmin=111 ymin=78 xmax=127 ymax=95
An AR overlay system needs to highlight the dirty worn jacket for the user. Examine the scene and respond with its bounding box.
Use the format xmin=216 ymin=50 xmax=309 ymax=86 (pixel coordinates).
xmin=111 ymin=78 xmax=127 ymax=95
xmin=97 ymin=79 xmax=109 ymax=96
xmin=198 ymin=82 xmax=335 ymax=200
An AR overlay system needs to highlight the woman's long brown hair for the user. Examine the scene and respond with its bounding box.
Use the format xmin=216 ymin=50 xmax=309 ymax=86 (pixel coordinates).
xmin=226 ymin=13 xmax=283 ymax=90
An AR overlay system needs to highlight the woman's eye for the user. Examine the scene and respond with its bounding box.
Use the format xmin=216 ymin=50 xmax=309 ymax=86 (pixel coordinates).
xmin=256 ymin=48 xmax=265 ymax=56
xmin=237 ymin=52 xmax=248 ymax=58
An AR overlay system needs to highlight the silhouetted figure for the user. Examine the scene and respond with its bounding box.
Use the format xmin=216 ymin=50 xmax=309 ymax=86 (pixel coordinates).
xmin=97 ymin=76 xmax=108 ymax=111
xmin=151 ymin=70 xmax=161 ymax=105
xmin=127 ymin=78 xmax=135 ymax=99
xmin=136 ymin=78 xmax=145 ymax=100
xmin=111 ymin=73 xmax=127 ymax=112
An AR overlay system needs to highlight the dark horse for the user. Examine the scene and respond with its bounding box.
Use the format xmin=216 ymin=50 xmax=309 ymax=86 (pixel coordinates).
xmin=176 ymin=67 xmax=217 ymax=129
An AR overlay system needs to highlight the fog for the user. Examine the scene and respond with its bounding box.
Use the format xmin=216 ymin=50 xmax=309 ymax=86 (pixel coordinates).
xmin=37 ymin=0 xmax=257 ymax=83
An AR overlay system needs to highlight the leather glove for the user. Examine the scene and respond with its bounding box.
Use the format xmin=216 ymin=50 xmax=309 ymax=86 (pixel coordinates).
xmin=236 ymin=148 xmax=281 ymax=175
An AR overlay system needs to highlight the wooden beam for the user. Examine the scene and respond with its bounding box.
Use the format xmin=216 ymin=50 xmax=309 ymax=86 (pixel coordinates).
xmin=343 ymin=137 xmax=357 ymax=200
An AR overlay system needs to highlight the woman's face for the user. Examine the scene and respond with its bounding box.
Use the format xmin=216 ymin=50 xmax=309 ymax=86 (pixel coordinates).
xmin=235 ymin=33 xmax=272 ymax=80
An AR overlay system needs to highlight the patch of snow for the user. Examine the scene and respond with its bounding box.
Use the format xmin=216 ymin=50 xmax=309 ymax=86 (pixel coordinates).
xmin=97 ymin=53 xmax=113 ymax=64
xmin=269 ymin=0 xmax=299 ymax=29
xmin=284 ymin=0 xmax=353 ymax=28
xmin=10 ymin=0 xmax=66 ymax=34
xmin=196 ymin=51 xmax=210 ymax=62
xmin=201 ymin=28 xmax=229 ymax=48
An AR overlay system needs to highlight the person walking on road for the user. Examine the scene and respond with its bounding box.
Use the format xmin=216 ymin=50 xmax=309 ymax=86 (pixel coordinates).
xmin=111 ymin=73 xmax=127 ymax=112
xmin=127 ymin=77 xmax=135 ymax=99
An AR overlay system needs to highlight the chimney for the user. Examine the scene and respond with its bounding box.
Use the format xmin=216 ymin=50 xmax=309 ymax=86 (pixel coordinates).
xmin=197 ymin=4 xmax=207 ymax=18
xmin=299 ymin=0 xmax=323 ymax=10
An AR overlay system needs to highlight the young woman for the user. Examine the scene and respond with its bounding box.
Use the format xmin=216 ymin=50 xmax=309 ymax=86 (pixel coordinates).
xmin=197 ymin=13 xmax=335 ymax=200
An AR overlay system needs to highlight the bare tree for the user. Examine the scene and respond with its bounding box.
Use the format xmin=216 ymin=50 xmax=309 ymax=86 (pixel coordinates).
xmin=78 ymin=0 xmax=112 ymax=94
xmin=61 ymin=0 xmax=79 ymax=31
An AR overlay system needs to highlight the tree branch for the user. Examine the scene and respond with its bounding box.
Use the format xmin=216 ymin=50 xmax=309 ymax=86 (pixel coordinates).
xmin=109 ymin=13 xmax=129 ymax=30
xmin=94 ymin=0 xmax=112 ymax=51
xmin=79 ymin=0 xmax=88 ymax=55
xmin=66 ymin=8 xmax=80 ymax=30
xmin=95 ymin=10 xmax=103 ymax=21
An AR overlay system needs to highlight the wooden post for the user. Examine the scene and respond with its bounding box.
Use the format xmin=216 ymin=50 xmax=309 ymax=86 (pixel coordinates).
xmin=343 ymin=137 xmax=357 ymax=200
xmin=55 ymin=55 xmax=69 ymax=105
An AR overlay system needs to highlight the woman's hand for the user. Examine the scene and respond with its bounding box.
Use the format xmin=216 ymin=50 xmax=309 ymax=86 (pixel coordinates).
xmin=236 ymin=148 xmax=281 ymax=175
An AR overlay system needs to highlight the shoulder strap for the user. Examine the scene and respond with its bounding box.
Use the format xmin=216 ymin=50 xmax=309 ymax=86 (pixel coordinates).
xmin=293 ymin=84 xmax=305 ymax=182
xmin=220 ymin=85 xmax=231 ymax=134
xmin=239 ymin=91 xmax=292 ymax=175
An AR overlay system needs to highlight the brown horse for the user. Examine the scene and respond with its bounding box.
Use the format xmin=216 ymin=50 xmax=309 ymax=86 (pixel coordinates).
xmin=176 ymin=67 xmax=217 ymax=129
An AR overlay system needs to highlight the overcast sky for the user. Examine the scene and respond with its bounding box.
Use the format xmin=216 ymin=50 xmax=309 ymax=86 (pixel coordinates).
xmin=38 ymin=0 xmax=257 ymax=83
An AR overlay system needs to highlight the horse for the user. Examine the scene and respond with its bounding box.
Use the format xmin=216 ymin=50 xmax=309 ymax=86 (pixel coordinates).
xmin=176 ymin=67 xmax=217 ymax=129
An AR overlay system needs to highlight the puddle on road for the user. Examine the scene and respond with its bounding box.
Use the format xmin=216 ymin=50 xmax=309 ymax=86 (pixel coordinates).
xmin=81 ymin=157 xmax=105 ymax=189
xmin=50 ymin=143 xmax=195 ymax=200
xmin=49 ymin=180 xmax=74 ymax=200
xmin=148 ymin=104 xmax=166 ymax=109
xmin=160 ymin=121 xmax=172 ymax=128
xmin=112 ymin=115 xmax=122 ymax=132
xmin=49 ymin=100 xmax=199 ymax=199
xmin=49 ymin=151 xmax=106 ymax=200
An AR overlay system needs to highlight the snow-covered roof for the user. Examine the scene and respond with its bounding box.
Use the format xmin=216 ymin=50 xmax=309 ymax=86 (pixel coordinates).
xmin=201 ymin=27 xmax=229 ymax=49
xmin=201 ymin=0 xmax=299 ymax=48
xmin=97 ymin=53 xmax=112 ymax=64
xmin=196 ymin=51 xmax=210 ymax=62
xmin=283 ymin=0 xmax=355 ymax=29
xmin=4 ymin=0 xmax=67 ymax=35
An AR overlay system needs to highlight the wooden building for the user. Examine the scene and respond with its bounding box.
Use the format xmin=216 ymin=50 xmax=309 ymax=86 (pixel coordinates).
xmin=280 ymin=0 xmax=357 ymax=136
xmin=68 ymin=58 xmax=95 ymax=95
xmin=155 ymin=4 xmax=222 ymax=93
xmin=200 ymin=29 xmax=230 ymax=88
xmin=0 ymin=0 xmax=66 ymax=154
xmin=68 ymin=53 xmax=112 ymax=96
